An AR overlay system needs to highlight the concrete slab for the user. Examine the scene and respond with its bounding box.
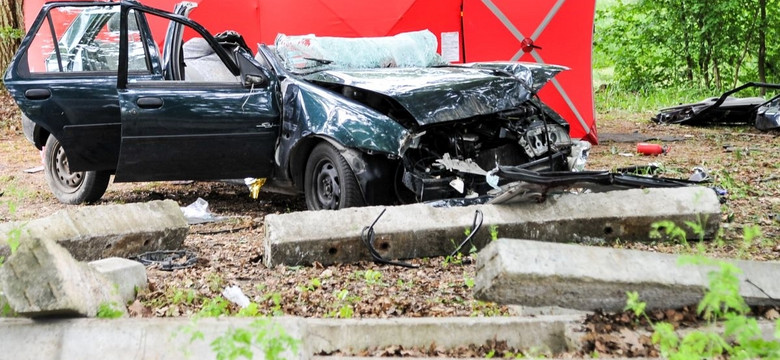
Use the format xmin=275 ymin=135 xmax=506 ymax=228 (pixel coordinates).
xmin=0 ymin=200 xmax=188 ymax=261
xmin=0 ymin=317 xmax=305 ymax=360
xmin=264 ymin=187 xmax=720 ymax=266
xmin=0 ymin=315 xmax=582 ymax=359
xmin=88 ymin=257 xmax=148 ymax=303
xmin=304 ymin=316 xmax=581 ymax=355
xmin=474 ymin=239 xmax=780 ymax=311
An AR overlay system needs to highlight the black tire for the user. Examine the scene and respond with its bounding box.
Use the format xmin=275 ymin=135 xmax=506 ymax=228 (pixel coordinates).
xmin=43 ymin=135 xmax=110 ymax=205
xmin=304 ymin=143 xmax=365 ymax=210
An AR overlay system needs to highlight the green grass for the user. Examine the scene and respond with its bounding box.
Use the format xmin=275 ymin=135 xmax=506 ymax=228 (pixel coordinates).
xmin=595 ymin=85 xmax=717 ymax=113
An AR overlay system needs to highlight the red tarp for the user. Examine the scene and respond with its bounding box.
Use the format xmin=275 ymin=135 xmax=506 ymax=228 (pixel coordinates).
xmin=463 ymin=0 xmax=597 ymax=143
xmin=24 ymin=0 xmax=597 ymax=143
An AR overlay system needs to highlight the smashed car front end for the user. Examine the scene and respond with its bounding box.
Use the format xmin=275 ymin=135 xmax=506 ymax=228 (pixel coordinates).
xmin=302 ymin=65 xmax=585 ymax=202
xmin=271 ymin=30 xmax=588 ymax=204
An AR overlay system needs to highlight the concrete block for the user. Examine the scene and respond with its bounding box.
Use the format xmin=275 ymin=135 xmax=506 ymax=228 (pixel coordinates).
xmin=474 ymin=239 xmax=780 ymax=311
xmin=303 ymin=316 xmax=581 ymax=355
xmin=0 ymin=317 xmax=305 ymax=360
xmin=0 ymin=236 xmax=126 ymax=317
xmin=0 ymin=315 xmax=580 ymax=359
xmin=88 ymin=258 xmax=148 ymax=303
xmin=0 ymin=200 xmax=188 ymax=261
xmin=264 ymin=187 xmax=720 ymax=266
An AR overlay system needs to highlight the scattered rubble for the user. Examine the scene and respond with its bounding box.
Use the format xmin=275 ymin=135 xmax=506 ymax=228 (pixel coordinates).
xmin=0 ymin=200 xmax=188 ymax=261
xmin=474 ymin=239 xmax=780 ymax=311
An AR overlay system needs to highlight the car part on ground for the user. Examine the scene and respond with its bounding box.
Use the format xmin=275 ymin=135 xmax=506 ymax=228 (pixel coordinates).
xmin=652 ymin=82 xmax=780 ymax=131
xmin=487 ymin=167 xmax=711 ymax=204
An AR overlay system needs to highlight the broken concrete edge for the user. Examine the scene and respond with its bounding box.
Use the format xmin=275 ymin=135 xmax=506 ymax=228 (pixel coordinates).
xmin=0 ymin=235 xmax=128 ymax=318
xmin=474 ymin=239 xmax=780 ymax=312
xmin=0 ymin=315 xmax=584 ymax=359
xmin=0 ymin=200 xmax=188 ymax=262
xmin=263 ymin=186 xmax=721 ymax=267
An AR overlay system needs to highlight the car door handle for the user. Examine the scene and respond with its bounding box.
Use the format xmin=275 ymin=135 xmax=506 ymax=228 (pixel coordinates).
xmin=136 ymin=97 xmax=163 ymax=109
xmin=24 ymin=88 xmax=51 ymax=100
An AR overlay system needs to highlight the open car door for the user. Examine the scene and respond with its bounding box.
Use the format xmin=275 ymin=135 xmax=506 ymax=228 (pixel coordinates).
xmin=114 ymin=2 xmax=280 ymax=182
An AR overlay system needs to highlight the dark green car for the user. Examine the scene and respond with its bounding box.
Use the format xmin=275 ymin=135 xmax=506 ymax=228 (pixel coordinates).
xmin=4 ymin=0 xmax=586 ymax=210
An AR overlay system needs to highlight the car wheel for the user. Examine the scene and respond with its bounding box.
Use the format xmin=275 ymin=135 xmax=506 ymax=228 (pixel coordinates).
xmin=304 ymin=143 xmax=365 ymax=210
xmin=43 ymin=135 xmax=110 ymax=205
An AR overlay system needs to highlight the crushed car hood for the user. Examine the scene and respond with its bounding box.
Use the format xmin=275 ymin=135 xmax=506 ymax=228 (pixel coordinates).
xmin=304 ymin=63 xmax=566 ymax=126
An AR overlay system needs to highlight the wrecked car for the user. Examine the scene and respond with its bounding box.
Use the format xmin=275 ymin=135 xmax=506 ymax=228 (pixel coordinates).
xmin=4 ymin=0 xmax=587 ymax=210
xmin=653 ymin=82 xmax=780 ymax=131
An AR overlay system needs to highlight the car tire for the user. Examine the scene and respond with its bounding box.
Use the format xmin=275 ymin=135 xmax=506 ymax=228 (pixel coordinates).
xmin=43 ymin=135 xmax=110 ymax=205
xmin=304 ymin=143 xmax=365 ymax=210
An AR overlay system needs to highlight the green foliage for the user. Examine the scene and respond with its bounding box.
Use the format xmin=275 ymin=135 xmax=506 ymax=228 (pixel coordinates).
xmin=210 ymin=318 xmax=300 ymax=360
xmin=624 ymin=291 xmax=646 ymax=318
xmin=627 ymin=259 xmax=780 ymax=359
xmin=96 ymin=302 xmax=124 ymax=319
xmin=718 ymin=170 xmax=750 ymax=200
xmin=326 ymin=289 xmax=359 ymax=318
xmin=488 ymin=225 xmax=499 ymax=241
xmin=1 ymin=300 xmax=15 ymax=317
xmin=737 ymin=225 xmax=762 ymax=258
xmin=0 ymin=27 xmax=23 ymax=40
xmin=199 ymin=296 xmax=231 ymax=317
xmin=442 ymin=252 xmax=464 ymax=267
xmin=596 ymin=0 xmax=780 ymax=91
xmin=362 ymin=269 xmax=384 ymax=286
xmin=649 ymin=220 xmax=690 ymax=246
xmin=463 ymin=273 xmax=475 ymax=289
xmin=261 ymin=292 xmax=283 ymax=317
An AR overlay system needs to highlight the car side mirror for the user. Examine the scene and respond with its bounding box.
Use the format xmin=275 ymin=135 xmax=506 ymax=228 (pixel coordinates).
xmin=244 ymin=74 xmax=268 ymax=87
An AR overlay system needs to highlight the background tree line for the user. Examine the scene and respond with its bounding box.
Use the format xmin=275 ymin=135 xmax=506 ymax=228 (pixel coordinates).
xmin=595 ymin=0 xmax=778 ymax=94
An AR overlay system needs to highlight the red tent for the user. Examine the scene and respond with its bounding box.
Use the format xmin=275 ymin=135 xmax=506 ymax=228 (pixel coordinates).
xmin=24 ymin=0 xmax=597 ymax=143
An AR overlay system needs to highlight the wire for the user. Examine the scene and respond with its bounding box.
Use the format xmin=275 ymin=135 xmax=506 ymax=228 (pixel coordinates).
xmin=361 ymin=209 xmax=419 ymax=268
xmin=449 ymin=209 xmax=484 ymax=257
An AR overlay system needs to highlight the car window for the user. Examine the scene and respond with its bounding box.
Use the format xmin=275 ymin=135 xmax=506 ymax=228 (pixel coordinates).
xmin=140 ymin=12 xmax=240 ymax=84
xmin=26 ymin=5 xmax=148 ymax=74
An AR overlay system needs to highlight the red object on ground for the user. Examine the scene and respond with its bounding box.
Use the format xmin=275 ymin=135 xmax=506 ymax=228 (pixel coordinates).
xmin=637 ymin=143 xmax=665 ymax=156
xmin=23 ymin=0 xmax=598 ymax=143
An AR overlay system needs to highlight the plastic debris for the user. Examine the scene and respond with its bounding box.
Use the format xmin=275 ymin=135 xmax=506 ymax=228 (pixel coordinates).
xmin=222 ymin=285 xmax=251 ymax=308
xmin=485 ymin=169 xmax=501 ymax=190
xmin=23 ymin=166 xmax=44 ymax=173
xmin=180 ymin=197 xmax=226 ymax=224
xmin=245 ymin=177 xmax=267 ymax=199
xmin=688 ymin=167 xmax=710 ymax=182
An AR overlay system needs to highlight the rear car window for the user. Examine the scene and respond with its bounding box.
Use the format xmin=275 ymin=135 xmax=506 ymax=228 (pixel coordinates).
xmin=26 ymin=6 xmax=148 ymax=74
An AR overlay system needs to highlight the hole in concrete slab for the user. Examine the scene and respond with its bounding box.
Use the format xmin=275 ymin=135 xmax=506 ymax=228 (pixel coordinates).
xmin=379 ymin=242 xmax=390 ymax=250
xmin=604 ymin=226 xmax=614 ymax=235
xmin=328 ymin=247 xmax=338 ymax=255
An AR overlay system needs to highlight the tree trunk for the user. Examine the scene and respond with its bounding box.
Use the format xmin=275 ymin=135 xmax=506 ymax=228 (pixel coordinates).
xmin=0 ymin=0 xmax=24 ymax=85
xmin=679 ymin=0 xmax=695 ymax=82
xmin=758 ymin=0 xmax=767 ymax=95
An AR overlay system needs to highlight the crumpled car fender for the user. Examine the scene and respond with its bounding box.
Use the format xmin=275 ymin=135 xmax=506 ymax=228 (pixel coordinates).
xmin=278 ymin=78 xmax=409 ymax=198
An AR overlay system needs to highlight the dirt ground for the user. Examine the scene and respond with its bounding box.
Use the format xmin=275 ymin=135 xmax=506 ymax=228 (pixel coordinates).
xmin=1 ymin=92 xmax=779 ymax=357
